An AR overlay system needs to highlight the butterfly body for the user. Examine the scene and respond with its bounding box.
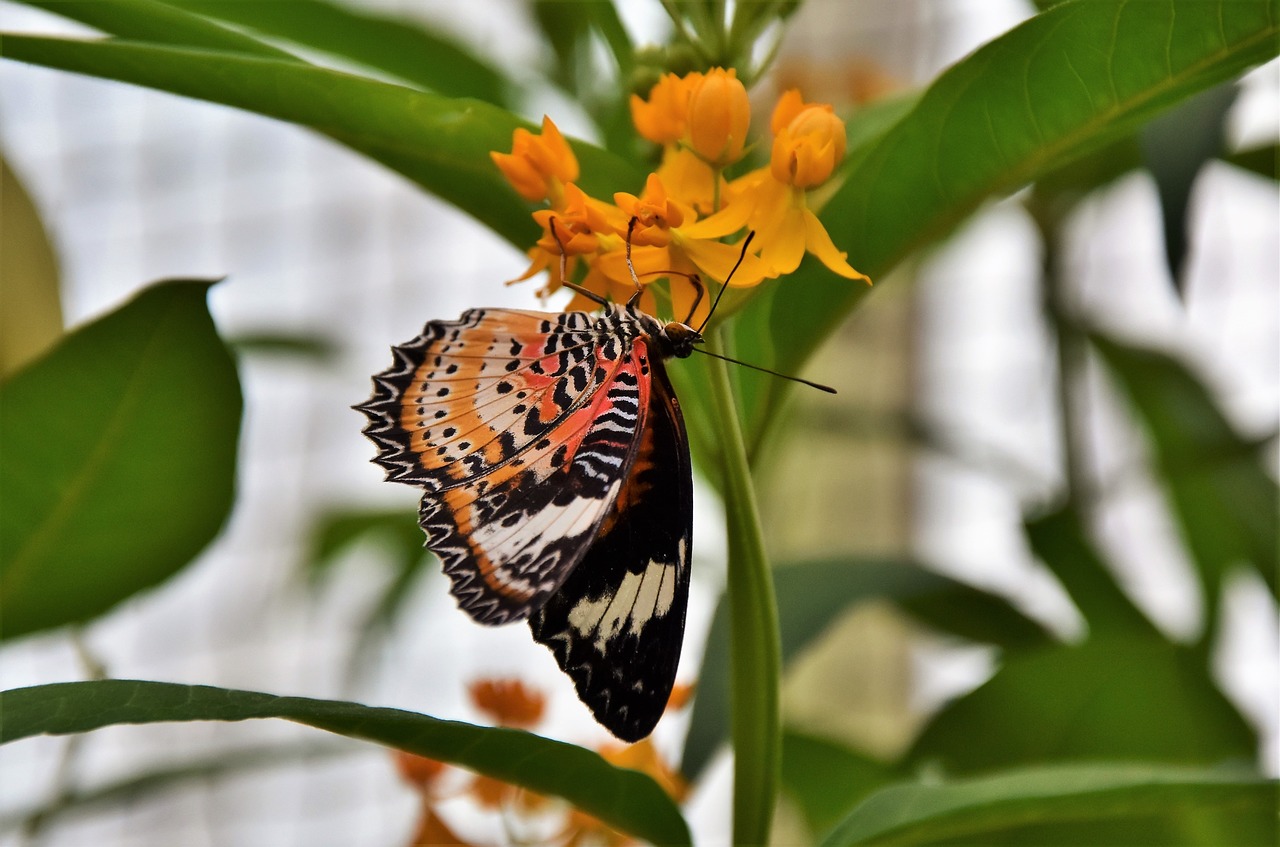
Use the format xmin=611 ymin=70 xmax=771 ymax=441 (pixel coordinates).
xmin=358 ymin=302 xmax=697 ymax=741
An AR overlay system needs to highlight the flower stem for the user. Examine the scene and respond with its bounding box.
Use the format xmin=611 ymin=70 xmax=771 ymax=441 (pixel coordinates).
xmin=705 ymin=326 xmax=780 ymax=845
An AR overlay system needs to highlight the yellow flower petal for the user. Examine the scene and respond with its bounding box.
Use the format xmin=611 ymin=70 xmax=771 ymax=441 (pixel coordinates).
xmin=655 ymin=146 xmax=721 ymax=217
xmin=677 ymin=235 xmax=772 ymax=287
xmin=803 ymin=208 xmax=870 ymax=282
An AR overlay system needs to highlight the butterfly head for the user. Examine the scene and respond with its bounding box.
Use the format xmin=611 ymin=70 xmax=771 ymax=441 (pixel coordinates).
xmin=655 ymin=319 xmax=703 ymax=359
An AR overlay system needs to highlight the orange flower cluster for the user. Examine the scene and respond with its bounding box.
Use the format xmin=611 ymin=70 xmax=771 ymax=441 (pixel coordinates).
xmin=492 ymin=68 xmax=869 ymax=325
xmin=394 ymin=677 xmax=690 ymax=847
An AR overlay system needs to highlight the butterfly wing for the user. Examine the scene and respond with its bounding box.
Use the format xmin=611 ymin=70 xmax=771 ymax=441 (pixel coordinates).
xmin=358 ymin=308 xmax=651 ymax=624
xmin=529 ymin=354 xmax=692 ymax=742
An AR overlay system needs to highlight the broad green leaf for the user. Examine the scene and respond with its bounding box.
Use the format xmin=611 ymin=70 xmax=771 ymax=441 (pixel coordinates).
xmin=908 ymin=638 xmax=1257 ymax=773
xmin=0 ymin=680 xmax=691 ymax=846
xmin=1090 ymin=332 xmax=1279 ymax=604
xmin=0 ymin=281 xmax=240 ymax=641
xmin=781 ymin=731 xmax=904 ymax=839
xmin=681 ymin=558 xmax=1053 ymax=780
xmin=160 ymin=0 xmax=509 ymax=104
xmin=17 ymin=0 xmax=296 ymax=59
xmin=0 ymin=156 xmax=62 ymax=376
xmin=0 ymin=35 xmax=642 ymax=249
xmin=1024 ymin=507 xmax=1161 ymax=637
xmin=730 ymin=0 xmax=1280 ymax=445
xmin=821 ymin=763 xmax=1277 ymax=846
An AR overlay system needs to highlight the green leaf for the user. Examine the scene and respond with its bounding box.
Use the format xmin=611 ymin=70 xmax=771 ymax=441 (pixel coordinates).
xmin=18 ymin=0 xmax=299 ymax=60
xmin=2 ymin=741 xmax=357 ymax=831
xmin=0 ymin=281 xmax=240 ymax=641
xmin=781 ymin=730 xmax=904 ymax=838
xmin=309 ymin=508 xmax=424 ymax=573
xmin=161 ymin=0 xmax=509 ymax=104
xmin=0 ymin=680 xmax=691 ymax=846
xmin=1140 ymin=83 xmax=1238 ymax=290
xmin=228 ymin=331 xmax=336 ymax=360
xmin=0 ymin=156 xmax=62 ymax=376
xmin=730 ymin=0 xmax=1280 ymax=445
xmin=908 ymin=638 xmax=1258 ymax=773
xmin=304 ymin=508 xmax=430 ymax=658
xmin=681 ymin=558 xmax=1053 ymax=780
xmin=821 ymin=763 xmax=1277 ymax=846
xmin=1090 ymin=331 xmax=1279 ymax=604
xmin=0 ymin=35 xmax=642 ymax=249
xmin=1024 ymin=507 xmax=1161 ymax=637
xmin=1223 ymin=142 xmax=1279 ymax=179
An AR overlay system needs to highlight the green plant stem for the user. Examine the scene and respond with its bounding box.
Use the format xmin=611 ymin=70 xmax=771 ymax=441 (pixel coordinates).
xmin=705 ymin=326 xmax=780 ymax=845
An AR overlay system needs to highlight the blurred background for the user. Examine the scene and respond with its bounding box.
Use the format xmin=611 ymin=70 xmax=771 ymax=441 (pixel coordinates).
xmin=1 ymin=0 xmax=1275 ymax=845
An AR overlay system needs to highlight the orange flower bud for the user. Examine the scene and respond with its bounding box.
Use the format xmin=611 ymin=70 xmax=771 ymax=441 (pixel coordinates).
xmin=468 ymin=678 xmax=546 ymax=729
xmin=490 ymin=117 xmax=579 ymax=202
xmin=770 ymin=104 xmax=847 ymax=188
xmin=770 ymin=88 xmax=807 ymax=135
xmin=687 ymin=68 xmax=750 ymax=166
xmin=630 ymin=72 xmax=702 ymax=145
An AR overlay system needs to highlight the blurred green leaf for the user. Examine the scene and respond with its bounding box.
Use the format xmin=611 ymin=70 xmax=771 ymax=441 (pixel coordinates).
xmin=531 ymin=0 xmax=635 ymax=155
xmin=19 ymin=0 xmax=299 ymax=60
xmin=310 ymin=508 xmax=423 ymax=572
xmin=305 ymin=507 xmax=427 ymax=645
xmin=908 ymin=638 xmax=1257 ymax=772
xmin=1140 ymin=83 xmax=1238 ymax=291
xmin=821 ymin=763 xmax=1276 ymax=847
xmin=782 ymin=730 xmax=904 ymax=839
xmin=0 ymin=281 xmax=240 ymax=641
xmin=0 ymin=156 xmax=62 ymax=376
xmin=162 ymin=0 xmax=509 ymax=104
xmin=227 ymin=332 xmax=336 ymax=360
xmin=1223 ymin=142 xmax=1279 ymax=179
xmin=681 ymin=558 xmax=1054 ymax=780
xmin=533 ymin=0 xmax=592 ymax=90
xmin=730 ymin=0 xmax=1280 ymax=445
xmin=1025 ymin=507 xmax=1161 ymax=637
xmin=2 ymin=740 xmax=357 ymax=833
xmin=0 ymin=35 xmax=642 ymax=249
xmin=1090 ymin=332 xmax=1279 ymax=604
xmin=0 ymin=680 xmax=691 ymax=846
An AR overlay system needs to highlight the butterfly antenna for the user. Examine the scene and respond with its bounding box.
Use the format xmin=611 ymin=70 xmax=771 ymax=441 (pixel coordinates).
xmin=689 ymin=230 xmax=834 ymax=394
xmin=692 ymin=346 xmax=836 ymax=393
xmin=696 ymin=230 xmax=755 ymax=334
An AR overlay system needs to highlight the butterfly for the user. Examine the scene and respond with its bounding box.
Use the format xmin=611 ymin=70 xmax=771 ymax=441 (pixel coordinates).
xmin=356 ymin=289 xmax=702 ymax=742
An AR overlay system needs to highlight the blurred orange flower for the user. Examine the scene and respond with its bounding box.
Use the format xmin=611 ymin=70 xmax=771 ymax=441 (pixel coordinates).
xmin=469 ymin=678 xmax=547 ymax=729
